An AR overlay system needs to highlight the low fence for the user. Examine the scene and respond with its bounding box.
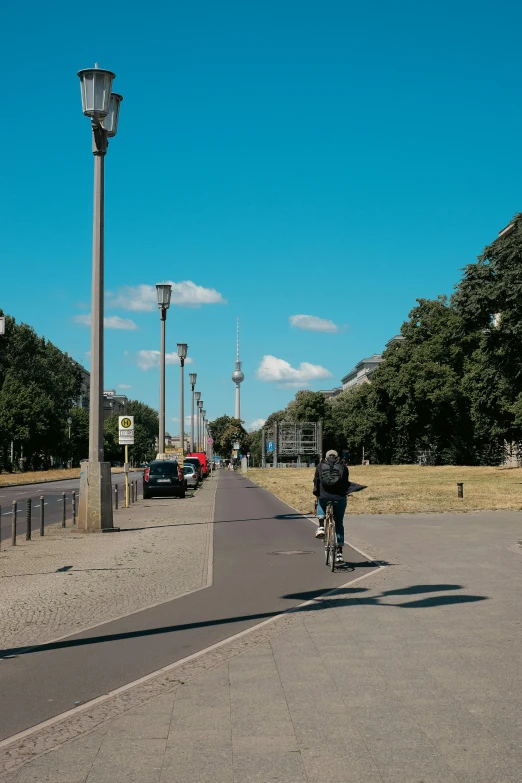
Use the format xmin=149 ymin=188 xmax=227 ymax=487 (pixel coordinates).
xmin=1 ymin=478 xmax=142 ymax=551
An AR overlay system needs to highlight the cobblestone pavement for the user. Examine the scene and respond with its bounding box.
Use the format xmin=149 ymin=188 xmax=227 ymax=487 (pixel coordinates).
xmin=0 ymin=478 xmax=216 ymax=652
xmin=1 ymin=508 xmax=521 ymax=782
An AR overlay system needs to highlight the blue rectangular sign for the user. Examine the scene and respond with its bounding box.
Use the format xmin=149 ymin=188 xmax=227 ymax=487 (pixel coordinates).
xmin=267 ymin=441 xmax=274 ymax=453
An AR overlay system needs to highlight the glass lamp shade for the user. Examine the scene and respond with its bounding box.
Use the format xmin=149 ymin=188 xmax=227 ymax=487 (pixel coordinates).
xmin=189 ymin=373 xmax=197 ymax=386
xmin=103 ymin=93 xmax=123 ymax=137
xmin=197 ymin=400 xmax=203 ymax=409
xmin=195 ymin=392 xmax=201 ymax=402
xmin=177 ymin=343 xmax=188 ymax=360
xmin=201 ymin=410 xmax=206 ymax=418
xmin=77 ymin=68 xmax=115 ymax=118
xmin=67 ymin=417 xmax=73 ymax=425
xmin=156 ymin=283 xmax=172 ymax=308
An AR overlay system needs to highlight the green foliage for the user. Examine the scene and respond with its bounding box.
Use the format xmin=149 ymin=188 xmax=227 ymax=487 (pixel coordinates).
xmin=208 ymin=415 xmax=248 ymax=457
xmin=258 ymin=215 xmax=522 ymax=465
xmin=104 ymin=400 xmax=158 ymax=464
xmin=0 ymin=312 xmax=82 ymax=469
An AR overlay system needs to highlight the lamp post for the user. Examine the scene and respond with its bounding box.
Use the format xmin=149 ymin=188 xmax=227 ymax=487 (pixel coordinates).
xmin=189 ymin=373 xmax=197 ymax=452
xmin=201 ymin=410 xmax=207 ymax=453
xmin=195 ymin=393 xmax=202 ymax=449
xmin=197 ymin=399 xmax=203 ymax=450
xmin=67 ymin=416 xmax=73 ymax=469
xmin=177 ymin=344 xmax=188 ymax=455
xmin=77 ymin=64 xmax=123 ymax=532
xmin=156 ymin=284 xmax=172 ymax=457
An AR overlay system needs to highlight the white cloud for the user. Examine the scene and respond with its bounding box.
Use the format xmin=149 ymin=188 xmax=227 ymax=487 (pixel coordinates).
xmin=137 ymin=350 xmax=194 ymax=371
xmin=172 ymin=415 xmax=193 ymax=423
xmin=248 ymin=418 xmax=266 ymax=432
xmin=118 ymin=384 xmax=132 ymax=389
xmin=74 ymin=314 xmax=138 ymax=330
xmin=289 ymin=314 xmax=340 ymax=333
xmin=257 ymin=355 xmax=332 ymax=388
xmin=108 ymin=281 xmax=226 ymax=311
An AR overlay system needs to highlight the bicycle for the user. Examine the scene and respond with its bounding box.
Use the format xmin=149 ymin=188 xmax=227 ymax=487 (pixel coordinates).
xmin=323 ymin=500 xmax=338 ymax=571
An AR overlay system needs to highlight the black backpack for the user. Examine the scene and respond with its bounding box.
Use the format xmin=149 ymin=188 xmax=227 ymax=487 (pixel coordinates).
xmin=320 ymin=458 xmax=344 ymax=488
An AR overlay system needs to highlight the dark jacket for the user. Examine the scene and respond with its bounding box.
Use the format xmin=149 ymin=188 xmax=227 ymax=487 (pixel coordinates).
xmin=313 ymin=457 xmax=350 ymax=500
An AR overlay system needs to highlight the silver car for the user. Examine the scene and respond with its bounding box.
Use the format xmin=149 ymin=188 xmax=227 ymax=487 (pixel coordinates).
xmin=183 ymin=464 xmax=199 ymax=488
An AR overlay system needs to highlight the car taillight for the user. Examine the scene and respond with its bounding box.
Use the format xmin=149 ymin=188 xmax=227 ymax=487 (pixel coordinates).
xmin=178 ymin=468 xmax=183 ymax=481
xmin=144 ymin=468 xmax=150 ymax=482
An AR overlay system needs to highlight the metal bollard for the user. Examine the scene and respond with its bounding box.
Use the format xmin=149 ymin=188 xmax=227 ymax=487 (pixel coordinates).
xmin=40 ymin=496 xmax=45 ymax=536
xmin=26 ymin=498 xmax=32 ymax=540
xmin=136 ymin=479 xmax=139 ymax=501
xmin=114 ymin=484 xmax=118 ymax=510
xmin=62 ymin=492 xmax=66 ymax=527
xmin=72 ymin=491 xmax=77 ymax=525
xmin=457 ymin=482 xmax=464 ymax=499
xmin=12 ymin=501 xmax=17 ymax=546
xmin=134 ymin=480 xmax=137 ymax=502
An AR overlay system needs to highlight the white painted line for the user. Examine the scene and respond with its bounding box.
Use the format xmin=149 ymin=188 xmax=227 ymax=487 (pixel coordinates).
xmin=0 ymin=562 xmax=385 ymax=751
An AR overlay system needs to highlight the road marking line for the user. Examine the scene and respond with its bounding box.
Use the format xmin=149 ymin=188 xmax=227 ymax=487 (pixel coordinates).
xmin=0 ymin=562 xmax=385 ymax=751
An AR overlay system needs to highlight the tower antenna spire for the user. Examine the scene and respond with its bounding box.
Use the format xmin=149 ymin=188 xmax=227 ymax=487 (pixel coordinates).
xmin=231 ymin=316 xmax=244 ymax=420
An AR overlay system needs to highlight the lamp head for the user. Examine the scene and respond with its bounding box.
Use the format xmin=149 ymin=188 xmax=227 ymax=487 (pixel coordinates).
xmin=177 ymin=343 xmax=188 ymax=360
xmin=104 ymin=93 xmax=123 ymax=137
xmin=156 ymin=283 xmax=172 ymax=309
xmin=77 ymin=66 xmax=115 ymax=119
xmin=189 ymin=372 xmax=197 ymax=386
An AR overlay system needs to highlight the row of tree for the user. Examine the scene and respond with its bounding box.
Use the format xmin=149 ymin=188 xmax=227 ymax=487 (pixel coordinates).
xmin=0 ymin=313 xmax=159 ymax=471
xmin=245 ymin=213 xmax=522 ymax=466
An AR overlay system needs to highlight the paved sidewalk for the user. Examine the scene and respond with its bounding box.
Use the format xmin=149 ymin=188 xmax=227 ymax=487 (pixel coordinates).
xmin=0 ymin=478 xmax=216 ymax=651
xmin=2 ymin=509 xmax=522 ymax=782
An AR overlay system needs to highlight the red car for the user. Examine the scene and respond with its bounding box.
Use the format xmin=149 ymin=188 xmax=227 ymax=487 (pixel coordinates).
xmin=186 ymin=452 xmax=209 ymax=478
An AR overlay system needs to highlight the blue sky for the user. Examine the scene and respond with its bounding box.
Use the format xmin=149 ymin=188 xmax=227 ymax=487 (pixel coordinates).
xmin=2 ymin=0 xmax=522 ymax=434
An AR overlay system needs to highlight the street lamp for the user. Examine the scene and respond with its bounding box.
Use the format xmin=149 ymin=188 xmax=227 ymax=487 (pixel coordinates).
xmin=67 ymin=417 xmax=73 ymax=469
xmin=201 ymin=410 xmax=207 ymax=453
xmin=77 ymin=64 xmax=123 ymax=532
xmin=189 ymin=373 xmax=197 ymax=452
xmin=195 ymin=392 xmax=201 ymax=449
xmin=197 ymin=399 xmax=203 ymax=450
xmin=177 ymin=344 xmax=188 ymax=455
xmin=156 ymin=283 xmax=172 ymax=457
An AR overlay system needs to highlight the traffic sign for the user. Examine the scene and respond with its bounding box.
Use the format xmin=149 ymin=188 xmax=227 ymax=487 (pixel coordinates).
xmin=118 ymin=415 xmax=134 ymax=445
xmin=267 ymin=440 xmax=274 ymax=453
xmin=207 ymin=437 xmax=214 ymax=444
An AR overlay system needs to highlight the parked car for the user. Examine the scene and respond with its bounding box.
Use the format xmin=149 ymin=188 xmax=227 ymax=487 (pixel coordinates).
xmin=143 ymin=460 xmax=186 ymax=499
xmin=186 ymin=452 xmax=209 ymax=477
xmin=184 ymin=456 xmax=203 ymax=481
xmin=183 ymin=464 xmax=199 ymax=488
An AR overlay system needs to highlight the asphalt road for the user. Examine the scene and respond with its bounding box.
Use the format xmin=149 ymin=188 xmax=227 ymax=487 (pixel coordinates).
xmin=0 ymin=473 xmax=143 ymax=544
xmin=0 ymin=471 xmax=377 ymax=740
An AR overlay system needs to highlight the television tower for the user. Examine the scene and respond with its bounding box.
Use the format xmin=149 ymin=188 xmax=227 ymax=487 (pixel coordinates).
xmin=231 ymin=316 xmax=244 ymax=420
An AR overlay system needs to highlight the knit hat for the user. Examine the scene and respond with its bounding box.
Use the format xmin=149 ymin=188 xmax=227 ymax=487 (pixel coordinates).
xmin=325 ymin=449 xmax=338 ymax=458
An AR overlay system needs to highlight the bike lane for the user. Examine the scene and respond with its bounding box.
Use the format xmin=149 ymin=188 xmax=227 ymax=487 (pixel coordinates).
xmin=0 ymin=471 xmax=377 ymax=740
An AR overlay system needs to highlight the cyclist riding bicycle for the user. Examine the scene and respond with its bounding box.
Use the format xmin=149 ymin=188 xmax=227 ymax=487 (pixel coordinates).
xmin=313 ymin=449 xmax=349 ymax=564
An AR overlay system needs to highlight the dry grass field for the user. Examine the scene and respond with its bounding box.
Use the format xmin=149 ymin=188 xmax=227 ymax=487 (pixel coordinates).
xmin=0 ymin=466 xmax=131 ymax=487
xmin=248 ymin=465 xmax=522 ymax=514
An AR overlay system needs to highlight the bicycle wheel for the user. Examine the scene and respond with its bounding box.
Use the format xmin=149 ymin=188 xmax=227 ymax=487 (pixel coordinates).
xmin=327 ymin=507 xmax=336 ymax=569
xmin=324 ymin=517 xmax=331 ymax=565
xmin=330 ymin=536 xmax=337 ymax=571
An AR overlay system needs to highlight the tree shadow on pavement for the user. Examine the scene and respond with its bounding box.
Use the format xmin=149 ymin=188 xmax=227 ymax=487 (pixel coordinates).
xmin=0 ymin=583 xmax=488 ymax=660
